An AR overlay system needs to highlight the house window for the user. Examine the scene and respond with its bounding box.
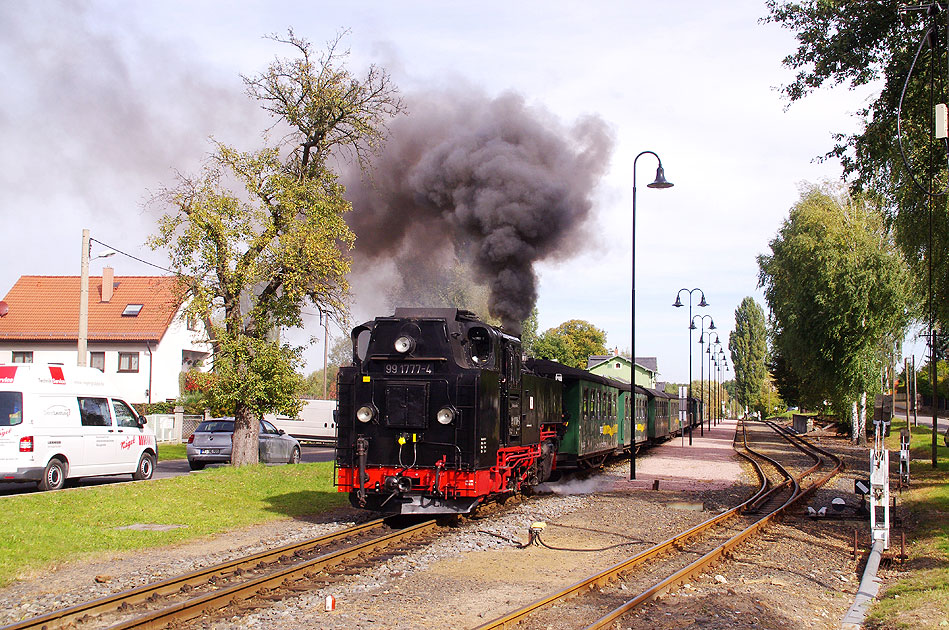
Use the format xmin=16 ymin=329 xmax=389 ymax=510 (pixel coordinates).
xmin=118 ymin=352 xmax=140 ymax=373
xmin=12 ymin=351 xmax=32 ymax=364
xmin=187 ymin=314 xmax=199 ymax=331
xmin=122 ymin=304 xmax=143 ymax=317
xmin=615 ymin=362 xmax=621 ymax=369
xmin=90 ymin=352 xmax=105 ymax=372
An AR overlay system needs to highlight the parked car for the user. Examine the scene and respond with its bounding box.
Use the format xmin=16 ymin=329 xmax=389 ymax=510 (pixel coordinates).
xmin=186 ymin=418 xmax=301 ymax=470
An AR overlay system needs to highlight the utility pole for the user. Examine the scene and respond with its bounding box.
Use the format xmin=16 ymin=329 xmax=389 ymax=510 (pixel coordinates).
xmin=78 ymin=229 xmax=90 ymax=367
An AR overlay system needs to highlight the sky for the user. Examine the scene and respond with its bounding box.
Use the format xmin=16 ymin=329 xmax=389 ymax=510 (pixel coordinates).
xmin=0 ymin=1 xmax=892 ymax=384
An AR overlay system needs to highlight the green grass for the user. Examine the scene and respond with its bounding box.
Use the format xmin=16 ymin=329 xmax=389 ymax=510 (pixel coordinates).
xmin=866 ymin=424 xmax=949 ymax=629
xmin=0 ymin=462 xmax=347 ymax=587
xmin=157 ymin=443 xmax=187 ymax=461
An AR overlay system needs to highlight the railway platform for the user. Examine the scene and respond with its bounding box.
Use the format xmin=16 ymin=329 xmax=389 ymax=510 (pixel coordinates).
xmin=612 ymin=416 xmax=743 ymax=491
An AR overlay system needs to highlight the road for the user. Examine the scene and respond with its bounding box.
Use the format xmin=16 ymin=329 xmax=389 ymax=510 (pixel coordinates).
xmin=0 ymin=445 xmax=335 ymax=497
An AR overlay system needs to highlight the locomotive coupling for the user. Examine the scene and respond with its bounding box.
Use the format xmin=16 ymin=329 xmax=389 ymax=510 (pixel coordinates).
xmin=384 ymin=475 xmax=413 ymax=494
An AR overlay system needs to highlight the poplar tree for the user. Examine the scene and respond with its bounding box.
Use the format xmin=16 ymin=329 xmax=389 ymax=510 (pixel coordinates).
xmin=728 ymin=297 xmax=768 ymax=414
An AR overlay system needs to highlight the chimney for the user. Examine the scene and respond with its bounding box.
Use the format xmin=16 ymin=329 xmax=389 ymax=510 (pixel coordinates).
xmin=101 ymin=267 xmax=114 ymax=303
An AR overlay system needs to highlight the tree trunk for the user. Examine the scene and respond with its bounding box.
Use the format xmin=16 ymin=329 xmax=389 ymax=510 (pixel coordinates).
xmin=857 ymin=391 xmax=868 ymax=447
xmin=231 ymin=403 xmax=260 ymax=466
xmin=851 ymin=400 xmax=859 ymax=445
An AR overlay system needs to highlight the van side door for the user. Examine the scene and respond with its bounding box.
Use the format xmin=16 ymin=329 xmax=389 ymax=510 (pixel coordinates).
xmin=77 ymin=397 xmax=118 ymax=474
xmin=111 ymin=399 xmax=143 ymax=469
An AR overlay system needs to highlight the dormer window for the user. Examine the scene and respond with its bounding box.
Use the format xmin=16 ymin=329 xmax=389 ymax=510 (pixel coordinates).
xmin=122 ymin=304 xmax=143 ymax=317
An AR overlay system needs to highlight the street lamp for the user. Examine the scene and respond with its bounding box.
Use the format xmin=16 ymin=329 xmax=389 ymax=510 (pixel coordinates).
xmin=717 ymin=349 xmax=726 ymax=424
xmin=692 ymin=316 xmax=716 ymax=438
xmin=78 ymin=229 xmax=116 ymax=367
xmin=708 ymin=340 xmax=722 ymax=429
xmin=631 ymin=150 xmax=673 ymax=480
xmin=673 ymin=288 xmax=707 ymax=446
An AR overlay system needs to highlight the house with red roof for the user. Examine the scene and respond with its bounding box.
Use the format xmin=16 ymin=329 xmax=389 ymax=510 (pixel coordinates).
xmin=0 ymin=268 xmax=210 ymax=404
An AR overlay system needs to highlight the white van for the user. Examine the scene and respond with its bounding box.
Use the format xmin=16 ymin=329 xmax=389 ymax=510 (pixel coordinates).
xmin=0 ymin=363 xmax=157 ymax=491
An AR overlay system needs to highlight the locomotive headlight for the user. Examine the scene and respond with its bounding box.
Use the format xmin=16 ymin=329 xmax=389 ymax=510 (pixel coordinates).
xmin=436 ymin=407 xmax=456 ymax=425
xmin=394 ymin=335 xmax=415 ymax=354
xmin=356 ymin=405 xmax=376 ymax=423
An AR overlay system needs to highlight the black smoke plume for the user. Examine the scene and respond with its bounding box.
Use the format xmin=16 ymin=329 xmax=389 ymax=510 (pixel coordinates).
xmin=343 ymin=90 xmax=613 ymax=336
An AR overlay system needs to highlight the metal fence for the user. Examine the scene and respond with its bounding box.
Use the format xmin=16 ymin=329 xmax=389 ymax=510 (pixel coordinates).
xmin=146 ymin=411 xmax=205 ymax=443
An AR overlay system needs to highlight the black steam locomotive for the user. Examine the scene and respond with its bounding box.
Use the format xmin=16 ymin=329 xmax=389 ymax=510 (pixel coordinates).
xmin=335 ymin=308 xmax=562 ymax=514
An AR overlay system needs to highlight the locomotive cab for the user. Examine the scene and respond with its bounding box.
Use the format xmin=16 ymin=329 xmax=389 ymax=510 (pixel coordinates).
xmin=336 ymin=308 xmax=560 ymax=514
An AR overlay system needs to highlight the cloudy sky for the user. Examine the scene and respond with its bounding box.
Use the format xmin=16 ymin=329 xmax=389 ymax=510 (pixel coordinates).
xmin=0 ymin=1 xmax=887 ymax=383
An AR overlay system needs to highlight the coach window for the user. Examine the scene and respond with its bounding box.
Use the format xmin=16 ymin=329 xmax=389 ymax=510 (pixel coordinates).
xmin=12 ymin=351 xmax=32 ymax=364
xmin=112 ymin=400 xmax=139 ymax=428
xmin=118 ymin=352 xmax=140 ymax=373
xmin=79 ymin=397 xmax=112 ymax=427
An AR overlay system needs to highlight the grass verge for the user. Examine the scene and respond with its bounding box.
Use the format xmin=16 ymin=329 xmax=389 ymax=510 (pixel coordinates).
xmin=157 ymin=443 xmax=187 ymax=461
xmin=866 ymin=424 xmax=949 ymax=629
xmin=0 ymin=462 xmax=346 ymax=587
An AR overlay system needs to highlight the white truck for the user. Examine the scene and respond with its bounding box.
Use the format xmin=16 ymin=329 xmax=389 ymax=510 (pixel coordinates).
xmin=0 ymin=363 xmax=157 ymax=490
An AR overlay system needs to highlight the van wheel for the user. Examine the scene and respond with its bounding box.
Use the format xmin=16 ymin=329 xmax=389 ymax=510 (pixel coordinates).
xmin=289 ymin=447 xmax=301 ymax=465
xmin=132 ymin=452 xmax=156 ymax=481
xmin=39 ymin=459 xmax=66 ymax=491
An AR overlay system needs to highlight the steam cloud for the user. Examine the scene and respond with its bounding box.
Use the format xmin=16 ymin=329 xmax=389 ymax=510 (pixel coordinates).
xmin=344 ymin=90 xmax=613 ymax=335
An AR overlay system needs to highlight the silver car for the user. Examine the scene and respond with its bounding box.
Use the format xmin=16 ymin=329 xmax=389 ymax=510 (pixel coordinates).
xmin=186 ymin=418 xmax=302 ymax=470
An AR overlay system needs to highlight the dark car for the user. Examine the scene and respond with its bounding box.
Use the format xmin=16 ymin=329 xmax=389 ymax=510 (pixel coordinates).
xmin=186 ymin=418 xmax=301 ymax=470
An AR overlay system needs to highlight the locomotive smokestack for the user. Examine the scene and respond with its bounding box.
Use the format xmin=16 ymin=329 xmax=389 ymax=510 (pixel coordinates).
xmin=344 ymin=90 xmax=613 ymax=336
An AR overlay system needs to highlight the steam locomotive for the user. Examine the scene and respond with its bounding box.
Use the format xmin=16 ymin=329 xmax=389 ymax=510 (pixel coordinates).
xmin=334 ymin=308 xmax=700 ymax=515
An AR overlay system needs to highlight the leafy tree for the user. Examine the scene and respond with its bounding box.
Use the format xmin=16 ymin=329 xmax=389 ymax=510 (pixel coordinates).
xmin=758 ymin=183 xmax=911 ymax=443
xmin=728 ymin=297 xmax=769 ymax=411
xmin=520 ymin=307 xmax=539 ymax=355
xmin=532 ymin=319 xmax=608 ymax=369
xmin=301 ymin=336 xmax=352 ymax=399
xmin=764 ymin=2 xmax=938 ymax=329
xmin=151 ymin=31 xmax=404 ymax=465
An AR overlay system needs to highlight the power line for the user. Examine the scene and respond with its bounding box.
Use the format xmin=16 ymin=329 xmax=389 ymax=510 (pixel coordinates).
xmin=89 ymin=238 xmax=178 ymax=275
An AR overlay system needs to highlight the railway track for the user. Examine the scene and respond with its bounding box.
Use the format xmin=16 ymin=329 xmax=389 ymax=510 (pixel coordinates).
xmin=474 ymin=419 xmax=843 ymax=630
xmin=1 ymin=516 xmax=441 ymax=630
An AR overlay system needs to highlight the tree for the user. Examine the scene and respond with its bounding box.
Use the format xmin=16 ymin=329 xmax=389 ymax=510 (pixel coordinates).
xmin=151 ymin=31 xmax=404 ymax=465
xmin=764 ymin=2 xmax=938 ymax=329
xmin=728 ymin=297 xmax=769 ymax=412
xmin=301 ymin=336 xmax=352 ymax=399
xmin=520 ymin=307 xmax=539 ymax=356
xmin=758 ymin=183 xmax=911 ymax=443
xmin=532 ymin=319 xmax=608 ymax=369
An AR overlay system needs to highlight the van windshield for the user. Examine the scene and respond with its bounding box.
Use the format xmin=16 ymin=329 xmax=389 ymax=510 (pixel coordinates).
xmin=0 ymin=392 xmax=23 ymax=426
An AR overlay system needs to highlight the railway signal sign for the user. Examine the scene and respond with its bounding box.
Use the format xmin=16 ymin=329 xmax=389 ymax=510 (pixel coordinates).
xmin=854 ymin=479 xmax=871 ymax=495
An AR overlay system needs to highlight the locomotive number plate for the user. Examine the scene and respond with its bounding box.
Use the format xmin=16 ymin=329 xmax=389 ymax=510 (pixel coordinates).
xmin=384 ymin=363 xmax=433 ymax=375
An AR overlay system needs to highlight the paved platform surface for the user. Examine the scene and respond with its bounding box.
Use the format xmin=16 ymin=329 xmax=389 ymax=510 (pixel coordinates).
xmin=610 ymin=416 xmax=743 ymax=491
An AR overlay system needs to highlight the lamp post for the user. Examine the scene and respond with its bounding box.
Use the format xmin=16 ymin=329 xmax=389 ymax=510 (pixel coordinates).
xmin=631 ymin=150 xmax=673 ymax=480
xmin=693 ymin=317 xmax=716 ymax=436
xmin=673 ymin=288 xmax=707 ymax=446
xmin=718 ymin=349 xmax=726 ymax=424
xmin=78 ymin=229 xmax=116 ymax=367
xmin=708 ymin=340 xmax=722 ymax=429
xmin=722 ymin=356 xmax=729 ymax=422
